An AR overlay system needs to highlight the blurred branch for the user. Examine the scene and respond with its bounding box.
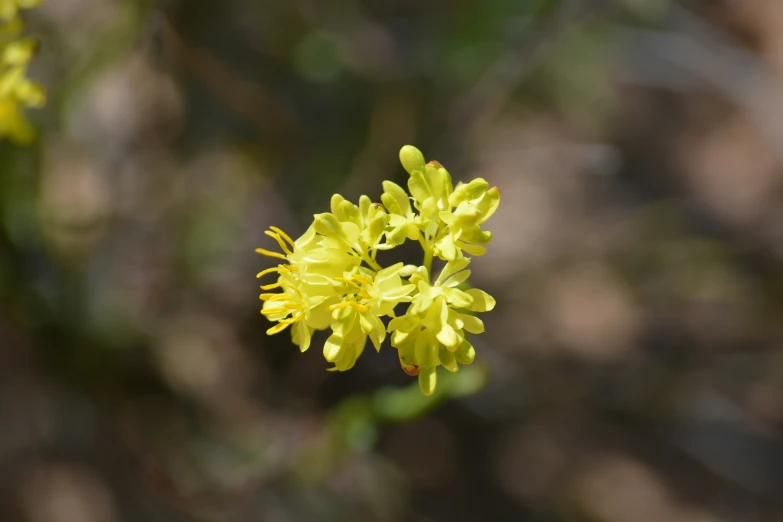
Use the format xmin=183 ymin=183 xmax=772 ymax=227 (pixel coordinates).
xmin=616 ymin=6 xmax=783 ymax=166
xmin=159 ymin=16 xmax=300 ymax=140
xmin=438 ymin=0 xmax=610 ymax=158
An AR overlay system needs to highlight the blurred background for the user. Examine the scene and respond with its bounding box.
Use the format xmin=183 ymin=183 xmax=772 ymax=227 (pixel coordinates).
xmin=3 ymin=0 xmax=783 ymax=520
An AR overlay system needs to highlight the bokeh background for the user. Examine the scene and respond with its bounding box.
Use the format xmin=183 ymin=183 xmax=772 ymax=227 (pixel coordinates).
xmin=3 ymin=0 xmax=783 ymax=520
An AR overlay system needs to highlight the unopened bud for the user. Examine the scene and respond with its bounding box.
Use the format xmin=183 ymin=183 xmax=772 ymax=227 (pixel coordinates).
xmin=399 ymin=145 xmax=425 ymax=174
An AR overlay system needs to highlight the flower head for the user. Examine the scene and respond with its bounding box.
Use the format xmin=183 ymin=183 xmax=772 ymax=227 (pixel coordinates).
xmin=387 ymin=259 xmax=495 ymax=394
xmin=435 ymin=180 xmax=500 ymax=260
xmin=257 ymin=145 xmax=499 ymax=395
xmin=323 ymin=262 xmax=415 ymax=371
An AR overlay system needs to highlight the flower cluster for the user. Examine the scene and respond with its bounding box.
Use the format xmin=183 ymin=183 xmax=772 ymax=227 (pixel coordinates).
xmin=0 ymin=0 xmax=46 ymax=144
xmin=257 ymin=145 xmax=498 ymax=395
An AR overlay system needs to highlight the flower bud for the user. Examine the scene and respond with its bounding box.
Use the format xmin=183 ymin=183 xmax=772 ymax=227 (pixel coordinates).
xmin=313 ymin=212 xmax=343 ymax=238
xmin=399 ymin=352 xmax=419 ymax=376
xmin=399 ymin=264 xmax=418 ymax=278
xmin=399 ymin=145 xmax=425 ymax=174
xmin=449 ymin=178 xmax=490 ymax=207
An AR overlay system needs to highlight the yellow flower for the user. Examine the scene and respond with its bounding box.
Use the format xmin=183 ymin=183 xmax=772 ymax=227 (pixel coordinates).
xmin=0 ymin=0 xmax=42 ymax=22
xmin=435 ymin=180 xmax=500 ymax=260
xmin=388 ymin=259 xmax=495 ymax=395
xmin=381 ymin=180 xmax=420 ymax=247
xmin=257 ymin=225 xmax=350 ymax=351
xmin=407 ymin=160 xmax=453 ymax=220
xmin=256 ymin=145 xmax=499 ymax=395
xmin=0 ymin=6 xmax=46 ymax=145
xmin=386 ymin=145 xmax=500 ymax=262
xmin=323 ymin=262 xmax=415 ymax=371
xmin=327 ymin=193 xmax=390 ymax=253
xmin=256 ymin=195 xmax=407 ymax=359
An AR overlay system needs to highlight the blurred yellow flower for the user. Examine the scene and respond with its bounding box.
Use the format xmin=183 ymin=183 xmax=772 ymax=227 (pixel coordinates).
xmin=0 ymin=1 xmax=45 ymax=144
xmin=0 ymin=0 xmax=42 ymax=22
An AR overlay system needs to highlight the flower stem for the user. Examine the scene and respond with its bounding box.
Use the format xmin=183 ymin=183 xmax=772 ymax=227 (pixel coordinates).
xmin=363 ymin=253 xmax=382 ymax=272
xmin=420 ymin=238 xmax=434 ymax=281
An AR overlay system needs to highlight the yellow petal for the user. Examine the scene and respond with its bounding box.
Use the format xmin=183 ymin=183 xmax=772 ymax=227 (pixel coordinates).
xmin=418 ymin=366 xmax=437 ymax=396
xmin=323 ymin=333 xmax=344 ymax=362
xmin=465 ymin=288 xmax=496 ymax=312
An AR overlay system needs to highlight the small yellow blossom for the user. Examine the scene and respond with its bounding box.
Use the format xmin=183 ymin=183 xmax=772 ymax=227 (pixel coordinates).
xmin=257 ymin=145 xmax=500 ymax=395
xmin=324 ymin=262 xmax=415 ymax=371
xmin=387 ymin=259 xmax=495 ymax=394
xmin=435 ymin=179 xmax=500 ymax=260
xmin=0 ymin=1 xmax=46 ymax=144
xmin=0 ymin=0 xmax=43 ymax=22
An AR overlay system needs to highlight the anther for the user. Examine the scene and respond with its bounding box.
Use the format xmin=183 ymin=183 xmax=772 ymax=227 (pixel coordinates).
xmin=352 ymin=275 xmax=372 ymax=285
xmin=334 ymin=277 xmax=360 ymax=289
xmin=270 ymin=226 xmax=296 ymax=250
xmin=255 ymin=248 xmax=287 ymax=260
xmin=266 ymin=322 xmax=291 ymax=335
xmin=265 ymin=230 xmax=293 ymax=256
xmin=260 ymin=293 xmax=291 ymax=301
xmin=256 ymin=266 xmax=281 ymax=278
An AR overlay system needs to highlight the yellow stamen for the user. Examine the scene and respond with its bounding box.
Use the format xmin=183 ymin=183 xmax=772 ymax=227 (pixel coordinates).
xmin=260 ymin=282 xmax=284 ymax=290
xmin=278 ymin=315 xmax=303 ymax=325
xmin=261 ymin=308 xmax=287 ymax=315
xmin=256 ymin=248 xmax=287 ymax=260
xmin=328 ymin=301 xmax=370 ymax=312
xmin=328 ymin=301 xmax=354 ymax=311
xmin=284 ymin=303 xmax=304 ymax=310
xmin=265 ymin=230 xmax=293 ymax=256
xmin=352 ymin=275 xmax=372 ymax=285
xmin=260 ymin=293 xmax=291 ymax=301
xmin=256 ymin=267 xmax=281 ymax=278
xmin=270 ymin=226 xmax=296 ymax=250
xmin=361 ymin=288 xmax=372 ymax=300
xmin=334 ymin=277 xmax=361 ymax=289
xmin=266 ymin=322 xmax=291 ymax=335
xmin=284 ymin=264 xmax=299 ymax=271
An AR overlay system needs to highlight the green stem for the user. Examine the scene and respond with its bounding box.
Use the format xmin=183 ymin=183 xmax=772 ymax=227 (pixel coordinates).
xmin=420 ymin=238 xmax=434 ymax=281
xmin=363 ymin=253 xmax=382 ymax=272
